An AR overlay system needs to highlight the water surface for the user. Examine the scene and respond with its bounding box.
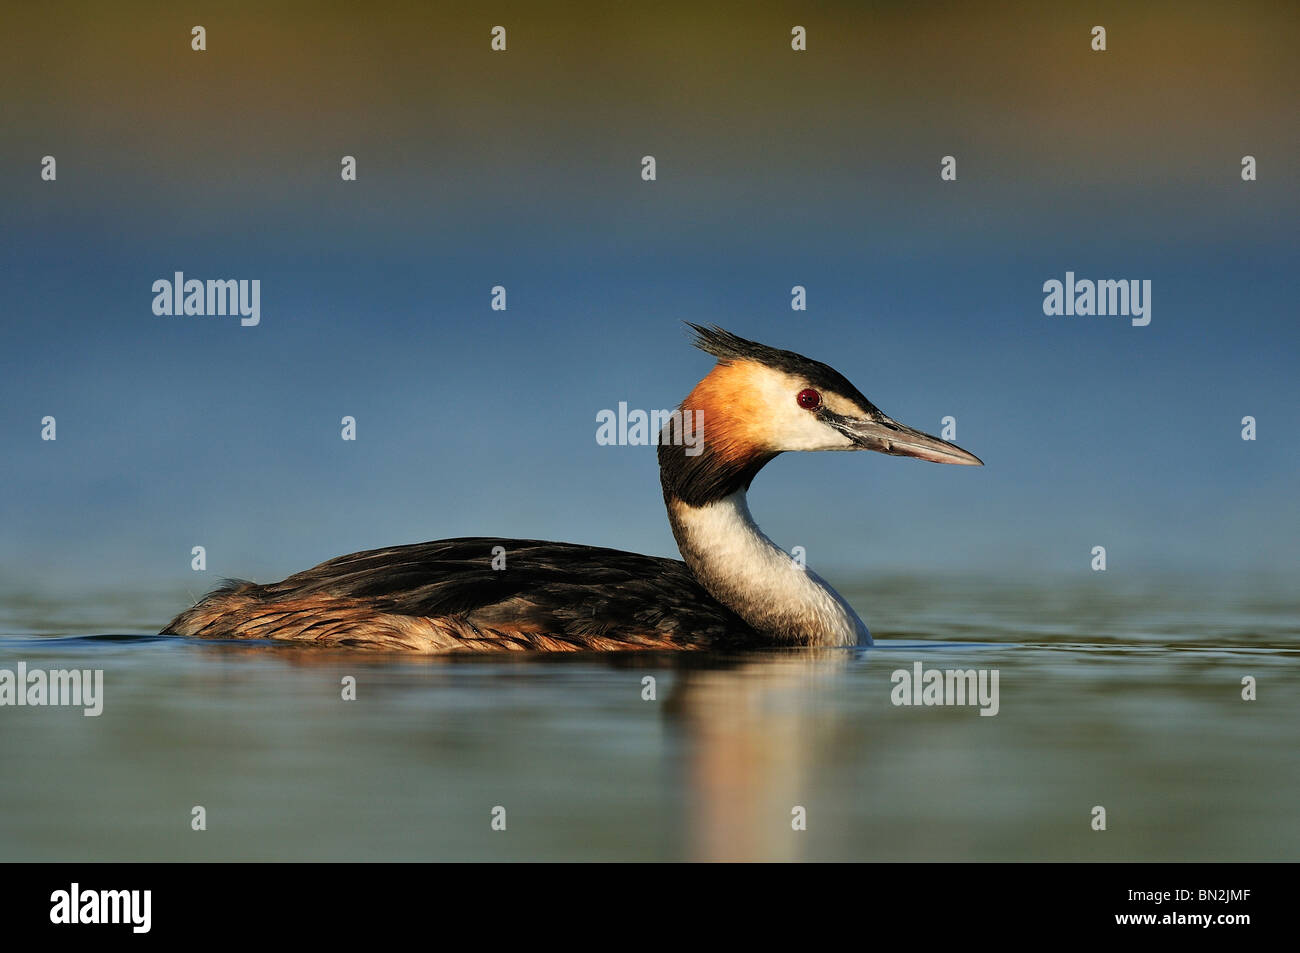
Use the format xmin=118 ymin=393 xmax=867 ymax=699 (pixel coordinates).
xmin=1 ymin=574 xmax=1295 ymax=861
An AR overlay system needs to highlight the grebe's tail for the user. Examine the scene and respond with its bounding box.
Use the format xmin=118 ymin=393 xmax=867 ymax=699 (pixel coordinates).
xmin=159 ymin=578 xmax=470 ymax=651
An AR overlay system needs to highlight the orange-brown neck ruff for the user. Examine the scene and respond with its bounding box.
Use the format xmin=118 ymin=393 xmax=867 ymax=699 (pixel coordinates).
xmin=658 ymin=360 xmax=779 ymax=508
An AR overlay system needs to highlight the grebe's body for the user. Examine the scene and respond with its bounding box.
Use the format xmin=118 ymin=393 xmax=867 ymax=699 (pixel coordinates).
xmin=163 ymin=326 xmax=980 ymax=651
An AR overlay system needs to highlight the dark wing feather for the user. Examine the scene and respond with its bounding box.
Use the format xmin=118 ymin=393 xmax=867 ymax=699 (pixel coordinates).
xmin=233 ymin=537 xmax=758 ymax=649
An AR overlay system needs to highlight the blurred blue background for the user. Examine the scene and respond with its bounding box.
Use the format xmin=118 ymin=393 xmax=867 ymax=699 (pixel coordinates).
xmin=2 ymin=1 xmax=1296 ymax=597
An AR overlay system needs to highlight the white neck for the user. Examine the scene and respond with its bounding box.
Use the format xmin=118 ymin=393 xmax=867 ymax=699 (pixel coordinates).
xmin=667 ymin=491 xmax=871 ymax=647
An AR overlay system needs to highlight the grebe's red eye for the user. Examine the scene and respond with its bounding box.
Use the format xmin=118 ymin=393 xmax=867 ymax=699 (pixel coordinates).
xmin=796 ymin=388 xmax=821 ymax=410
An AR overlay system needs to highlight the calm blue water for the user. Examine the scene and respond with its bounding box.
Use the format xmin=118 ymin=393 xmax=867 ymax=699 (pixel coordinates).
xmin=0 ymin=573 xmax=1295 ymax=861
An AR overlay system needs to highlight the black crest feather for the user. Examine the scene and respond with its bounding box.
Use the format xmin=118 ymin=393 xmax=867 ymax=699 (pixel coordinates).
xmin=684 ymin=323 xmax=878 ymax=416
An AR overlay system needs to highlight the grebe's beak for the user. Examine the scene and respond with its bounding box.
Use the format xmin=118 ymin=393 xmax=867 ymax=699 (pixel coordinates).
xmin=833 ymin=412 xmax=983 ymax=466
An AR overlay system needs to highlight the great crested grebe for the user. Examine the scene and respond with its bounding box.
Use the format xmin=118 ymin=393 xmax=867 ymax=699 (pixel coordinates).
xmin=163 ymin=325 xmax=981 ymax=651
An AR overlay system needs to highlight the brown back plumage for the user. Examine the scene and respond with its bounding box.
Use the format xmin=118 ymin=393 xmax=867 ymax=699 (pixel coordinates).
xmin=162 ymin=538 xmax=762 ymax=652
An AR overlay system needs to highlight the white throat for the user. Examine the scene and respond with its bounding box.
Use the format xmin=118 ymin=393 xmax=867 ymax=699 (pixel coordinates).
xmin=668 ymin=491 xmax=871 ymax=646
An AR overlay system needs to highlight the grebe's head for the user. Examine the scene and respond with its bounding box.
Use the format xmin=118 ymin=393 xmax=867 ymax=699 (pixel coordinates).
xmin=678 ymin=324 xmax=983 ymax=465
